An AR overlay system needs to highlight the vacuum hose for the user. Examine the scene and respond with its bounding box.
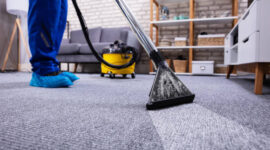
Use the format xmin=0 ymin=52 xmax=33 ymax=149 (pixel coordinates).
xmin=71 ymin=0 xmax=137 ymax=69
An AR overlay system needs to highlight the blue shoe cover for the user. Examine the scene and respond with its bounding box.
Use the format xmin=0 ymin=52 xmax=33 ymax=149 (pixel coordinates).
xmin=60 ymin=72 xmax=80 ymax=82
xmin=30 ymin=73 xmax=73 ymax=88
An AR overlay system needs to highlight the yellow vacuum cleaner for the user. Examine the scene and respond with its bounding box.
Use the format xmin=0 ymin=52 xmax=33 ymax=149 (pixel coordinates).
xmin=101 ymin=41 xmax=136 ymax=78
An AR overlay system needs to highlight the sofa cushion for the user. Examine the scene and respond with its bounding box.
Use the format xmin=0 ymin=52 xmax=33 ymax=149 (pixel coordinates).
xmin=70 ymin=27 xmax=102 ymax=44
xmin=100 ymin=27 xmax=130 ymax=43
xmin=59 ymin=43 xmax=81 ymax=55
xmin=79 ymin=43 xmax=111 ymax=54
xmin=57 ymin=55 xmax=99 ymax=63
xmin=61 ymin=39 xmax=70 ymax=44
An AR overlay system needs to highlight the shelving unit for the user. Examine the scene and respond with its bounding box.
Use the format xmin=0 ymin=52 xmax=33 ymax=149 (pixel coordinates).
xmin=155 ymin=0 xmax=189 ymax=5
xmin=230 ymin=43 xmax=238 ymax=50
xmin=149 ymin=0 xmax=239 ymax=73
xmin=224 ymin=23 xmax=239 ymax=65
xmin=152 ymin=16 xmax=238 ymax=27
xmin=157 ymin=45 xmax=225 ymax=50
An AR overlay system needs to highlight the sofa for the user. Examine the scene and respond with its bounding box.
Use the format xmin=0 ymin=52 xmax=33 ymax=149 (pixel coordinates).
xmin=57 ymin=27 xmax=142 ymax=72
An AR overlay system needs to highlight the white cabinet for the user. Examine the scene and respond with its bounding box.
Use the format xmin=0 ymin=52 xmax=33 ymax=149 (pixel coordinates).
xmin=239 ymin=0 xmax=259 ymax=41
xmin=224 ymin=36 xmax=230 ymax=65
xmin=224 ymin=25 xmax=238 ymax=65
xmin=258 ymin=0 xmax=270 ymax=62
xmin=225 ymin=0 xmax=270 ymax=65
xmin=238 ymin=32 xmax=260 ymax=63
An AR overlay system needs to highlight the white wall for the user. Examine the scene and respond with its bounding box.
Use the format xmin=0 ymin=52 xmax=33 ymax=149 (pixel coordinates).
xmin=67 ymin=0 xmax=151 ymax=33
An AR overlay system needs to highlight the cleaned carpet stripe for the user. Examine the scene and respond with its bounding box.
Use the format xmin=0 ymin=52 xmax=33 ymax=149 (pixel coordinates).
xmin=149 ymin=104 xmax=270 ymax=150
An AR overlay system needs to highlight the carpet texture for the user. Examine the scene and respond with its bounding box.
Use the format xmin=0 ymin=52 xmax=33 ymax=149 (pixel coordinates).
xmin=0 ymin=73 xmax=269 ymax=150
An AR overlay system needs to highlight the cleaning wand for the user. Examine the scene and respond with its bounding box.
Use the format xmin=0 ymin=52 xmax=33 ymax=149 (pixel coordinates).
xmin=115 ymin=0 xmax=195 ymax=110
xmin=72 ymin=0 xmax=195 ymax=110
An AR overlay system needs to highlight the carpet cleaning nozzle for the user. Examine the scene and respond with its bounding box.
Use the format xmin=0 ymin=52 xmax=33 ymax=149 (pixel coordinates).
xmin=115 ymin=0 xmax=195 ymax=110
xmin=147 ymin=62 xmax=195 ymax=110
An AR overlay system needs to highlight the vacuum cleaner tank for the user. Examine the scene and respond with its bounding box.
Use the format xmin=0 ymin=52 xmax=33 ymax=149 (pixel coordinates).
xmin=101 ymin=41 xmax=136 ymax=79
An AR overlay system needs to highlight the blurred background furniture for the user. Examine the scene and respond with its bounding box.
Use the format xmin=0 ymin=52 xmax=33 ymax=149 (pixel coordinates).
xmin=57 ymin=27 xmax=142 ymax=72
xmin=1 ymin=0 xmax=30 ymax=72
xmin=149 ymin=0 xmax=239 ymax=74
xmin=225 ymin=0 xmax=270 ymax=94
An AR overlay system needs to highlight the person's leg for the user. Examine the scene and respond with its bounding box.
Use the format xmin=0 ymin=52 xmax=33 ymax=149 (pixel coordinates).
xmin=28 ymin=0 xmax=72 ymax=87
xmin=28 ymin=0 xmax=63 ymax=75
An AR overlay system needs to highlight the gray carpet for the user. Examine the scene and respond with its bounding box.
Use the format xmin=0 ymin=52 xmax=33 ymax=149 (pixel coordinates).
xmin=0 ymin=73 xmax=269 ymax=150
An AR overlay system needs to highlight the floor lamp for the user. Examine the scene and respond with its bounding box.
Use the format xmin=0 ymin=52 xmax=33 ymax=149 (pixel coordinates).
xmin=1 ymin=0 xmax=31 ymax=72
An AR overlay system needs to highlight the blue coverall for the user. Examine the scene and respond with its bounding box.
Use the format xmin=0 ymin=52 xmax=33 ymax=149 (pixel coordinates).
xmin=28 ymin=0 xmax=68 ymax=76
